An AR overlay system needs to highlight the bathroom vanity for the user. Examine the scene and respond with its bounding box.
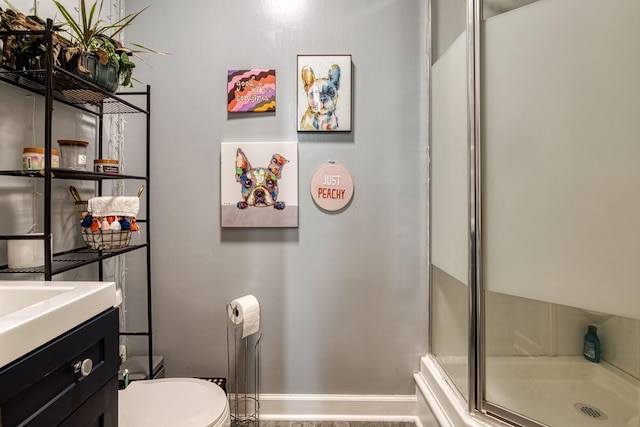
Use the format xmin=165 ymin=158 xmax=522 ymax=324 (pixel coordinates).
xmin=0 ymin=281 xmax=118 ymax=426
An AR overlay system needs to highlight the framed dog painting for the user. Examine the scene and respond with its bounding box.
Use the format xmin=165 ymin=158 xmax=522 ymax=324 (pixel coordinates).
xmin=220 ymin=142 xmax=298 ymax=228
xmin=297 ymin=55 xmax=352 ymax=132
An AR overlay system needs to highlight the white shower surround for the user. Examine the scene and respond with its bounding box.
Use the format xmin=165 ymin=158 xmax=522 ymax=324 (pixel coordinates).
xmin=416 ymin=355 xmax=640 ymax=427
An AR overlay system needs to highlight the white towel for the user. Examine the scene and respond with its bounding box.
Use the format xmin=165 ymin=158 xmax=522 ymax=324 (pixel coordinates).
xmin=88 ymin=196 xmax=139 ymax=217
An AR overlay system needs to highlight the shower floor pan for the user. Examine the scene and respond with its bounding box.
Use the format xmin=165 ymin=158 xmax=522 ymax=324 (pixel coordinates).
xmin=486 ymin=356 xmax=639 ymax=427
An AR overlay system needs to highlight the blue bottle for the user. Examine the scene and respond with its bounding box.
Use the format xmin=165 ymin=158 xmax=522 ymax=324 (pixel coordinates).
xmin=583 ymin=325 xmax=600 ymax=363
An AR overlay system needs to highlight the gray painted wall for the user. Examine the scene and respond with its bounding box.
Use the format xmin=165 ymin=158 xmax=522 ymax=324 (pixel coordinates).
xmin=125 ymin=0 xmax=428 ymax=395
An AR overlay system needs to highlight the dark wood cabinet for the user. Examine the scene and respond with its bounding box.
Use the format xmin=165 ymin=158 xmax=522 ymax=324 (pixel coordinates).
xmin=59 ymin=376 xmax=118 ymax=427
xmin=0 ymin=308 xmax=119 ymax=427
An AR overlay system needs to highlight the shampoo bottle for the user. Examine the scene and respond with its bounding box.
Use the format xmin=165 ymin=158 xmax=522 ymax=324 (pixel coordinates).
xmin=583 ymin=325 xmax=600 ymax=363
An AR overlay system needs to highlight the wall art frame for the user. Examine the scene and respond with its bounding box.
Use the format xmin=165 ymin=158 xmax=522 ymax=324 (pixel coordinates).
xmin=227 ymin=69 xmax=276 ymax=113
xmin=297 ymin=54 xmax=352 ymax=132
xmin=220 ymin=142 xmax=298 ymax=228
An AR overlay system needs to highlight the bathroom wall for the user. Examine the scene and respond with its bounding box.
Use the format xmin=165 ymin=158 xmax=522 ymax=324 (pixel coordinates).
xmin=123 ymin=0 xmax=429 ymax=395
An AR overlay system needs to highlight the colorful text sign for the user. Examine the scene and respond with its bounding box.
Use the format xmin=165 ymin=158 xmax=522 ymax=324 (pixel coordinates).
xmin=310 ymin=162 xmax=354 ymax=212
xmin=227 ymin=69 xmax=276 ymax=113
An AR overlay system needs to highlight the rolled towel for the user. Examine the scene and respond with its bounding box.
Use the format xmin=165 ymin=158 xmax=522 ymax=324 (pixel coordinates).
xmin=88 ymin=196 xmax=139 ymax=217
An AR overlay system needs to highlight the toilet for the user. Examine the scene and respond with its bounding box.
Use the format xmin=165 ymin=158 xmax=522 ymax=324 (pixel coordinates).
xmin=118 ymin=378 xmax=231 ymax=427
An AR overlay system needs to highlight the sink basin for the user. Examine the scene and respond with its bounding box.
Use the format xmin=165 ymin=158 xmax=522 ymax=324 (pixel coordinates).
xmin=0 ymin=280 xmax=116 ymax=369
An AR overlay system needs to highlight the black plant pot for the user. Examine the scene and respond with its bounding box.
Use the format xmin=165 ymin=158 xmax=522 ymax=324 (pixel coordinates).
xmin=66 ymin=52 xmax=119 ymax=93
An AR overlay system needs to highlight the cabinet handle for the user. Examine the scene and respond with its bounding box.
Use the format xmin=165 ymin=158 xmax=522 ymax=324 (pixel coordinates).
xmin=73 ymin=358 xmax=93 ymax=377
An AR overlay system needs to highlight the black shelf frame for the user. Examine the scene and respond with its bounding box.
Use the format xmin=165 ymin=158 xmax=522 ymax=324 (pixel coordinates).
xmin=0 ymin=244 xmax=147 ymax=275
xmin=0 ymin=169 xmax=148 ymax=180
xmin=0 ymin=20 xmax=154 ymax=379
xmin=0 ymin=66 xmax=148 ymax=115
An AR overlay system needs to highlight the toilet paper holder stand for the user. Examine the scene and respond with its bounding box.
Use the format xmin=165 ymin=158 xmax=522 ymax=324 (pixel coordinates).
xmin=226 ymin=305 xmax=262 ymax=427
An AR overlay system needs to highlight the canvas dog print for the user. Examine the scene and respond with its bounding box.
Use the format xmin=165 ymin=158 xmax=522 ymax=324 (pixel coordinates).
xmin=297 ymin=55 xmax=352 ymax=132
xmin=221 ymin=142 xmax=298 ymax=227
xmin=227 ymin=69 xmax=276 ymax=113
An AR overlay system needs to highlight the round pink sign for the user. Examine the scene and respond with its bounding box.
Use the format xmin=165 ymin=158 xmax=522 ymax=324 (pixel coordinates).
xmin=310 ymin=162 xmax=354 ymax=212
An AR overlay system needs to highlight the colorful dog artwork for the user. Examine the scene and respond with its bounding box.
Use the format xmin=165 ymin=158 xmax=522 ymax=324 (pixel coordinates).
xmin=299 ymin=64 xmax=341 ymax=131
xmin=297 ymin=55 xmax=352 ymax=132
xmin=235 ymin=148 xmax=288 ymax=210
xmin=221 ymin=142 xmax=298 ymax=228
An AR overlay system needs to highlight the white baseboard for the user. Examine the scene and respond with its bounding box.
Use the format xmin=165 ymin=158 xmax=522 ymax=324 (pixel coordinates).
xmin=256 ymin=393 xmax=417 ymax=423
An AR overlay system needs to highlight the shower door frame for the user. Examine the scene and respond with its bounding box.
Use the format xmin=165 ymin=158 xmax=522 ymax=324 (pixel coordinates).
xmin=467 ymin=0 xmax=482 ymax=417
xmin=426 ymin=0 xmax=484 ymax=416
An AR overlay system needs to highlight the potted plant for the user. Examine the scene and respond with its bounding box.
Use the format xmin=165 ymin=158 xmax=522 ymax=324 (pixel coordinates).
xmin=53 ymin=0 xmax=161 ymax=92
xmin=0 ymin=3 xmax=51 ymax=70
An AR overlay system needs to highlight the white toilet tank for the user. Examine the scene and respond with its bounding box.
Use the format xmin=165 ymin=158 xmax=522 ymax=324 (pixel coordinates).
xmin=119 ymin=378 xmax=230 ymax=427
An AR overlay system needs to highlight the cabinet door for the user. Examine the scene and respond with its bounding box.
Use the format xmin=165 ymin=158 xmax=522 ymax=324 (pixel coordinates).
xmin=0 ymin=308 xmax=119 ymax=427
xmin=59 ymin=375 xmax=118 ymax=427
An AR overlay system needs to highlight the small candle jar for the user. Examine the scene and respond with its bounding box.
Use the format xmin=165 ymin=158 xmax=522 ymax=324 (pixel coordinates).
xmin=94 ymin=159 xmax=120 ymax=174
xmin=22 ymin=147 xmax=60 ymax=170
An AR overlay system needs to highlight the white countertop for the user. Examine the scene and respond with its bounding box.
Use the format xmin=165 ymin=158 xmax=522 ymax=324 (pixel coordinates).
xmin=0 ymin=280 xmax=117 ymax=368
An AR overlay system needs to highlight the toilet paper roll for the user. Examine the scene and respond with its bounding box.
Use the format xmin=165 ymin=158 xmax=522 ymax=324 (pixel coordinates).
xmin=8 ymin=235 xmax=45 ymax=268
xmin=114 ymin=288 xmax=124 ymax=307
xmin=227 ymin=295 xmax=260 ymax=338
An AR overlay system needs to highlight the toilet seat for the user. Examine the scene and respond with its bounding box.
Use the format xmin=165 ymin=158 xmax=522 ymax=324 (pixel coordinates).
xmin=119 ymin=378 xmax=230 ymax=427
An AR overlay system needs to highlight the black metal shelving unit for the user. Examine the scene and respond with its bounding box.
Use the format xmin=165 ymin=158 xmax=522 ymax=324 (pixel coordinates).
xmin=0 ymin=20 xmax=154 ymax=379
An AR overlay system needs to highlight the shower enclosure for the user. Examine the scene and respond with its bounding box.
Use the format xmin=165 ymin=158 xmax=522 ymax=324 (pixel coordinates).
xmin=428 ymin=0 xmax=640 ymax=426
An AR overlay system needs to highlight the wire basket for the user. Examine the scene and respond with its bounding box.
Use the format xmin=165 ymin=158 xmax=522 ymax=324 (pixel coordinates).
xmin=75 ymin=200 xmax=88 ymax=219
xmin=82 ymin=228 xmax=131 ymax=250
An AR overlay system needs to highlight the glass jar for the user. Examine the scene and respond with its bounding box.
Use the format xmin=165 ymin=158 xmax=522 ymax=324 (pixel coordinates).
xmin=57 ymin=140 xmax=89 ymax=170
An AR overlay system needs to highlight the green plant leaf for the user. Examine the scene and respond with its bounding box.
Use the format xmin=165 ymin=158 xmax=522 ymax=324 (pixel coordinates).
xmin=80 ymin=0 xmax=88 ymax=38
xmin=51 ymin=0 xmax=162 ymax=88
xmin=121 ymin=69 xmax=131 ymax=87
xmin=108 ymin=5 xmax=150 ymax=38
xmin=85 ymin=1 xmax=99 ymax=45
xmin=130 ymin=42 xmax=168 ymax=56
xmin=120 ymin=52 xmax=132 ymax=66
xmin=2 ymin=0 xmax=23 ymax=14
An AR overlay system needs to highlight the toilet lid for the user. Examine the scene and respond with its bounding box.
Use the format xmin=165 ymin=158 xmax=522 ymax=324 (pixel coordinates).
xmin=119 ymin=378 xmax=228 ymax=427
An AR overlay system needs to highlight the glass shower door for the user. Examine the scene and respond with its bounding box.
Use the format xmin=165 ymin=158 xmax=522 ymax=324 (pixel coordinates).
xmin=429 ymin=0 xmax=470 ymax=402
xmin=481 ymin=0 xmax=640 ymax=425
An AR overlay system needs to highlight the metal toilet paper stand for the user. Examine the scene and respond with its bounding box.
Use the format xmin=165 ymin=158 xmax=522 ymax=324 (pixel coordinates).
xmin=227 ymin=304 xmax=262 ymax=427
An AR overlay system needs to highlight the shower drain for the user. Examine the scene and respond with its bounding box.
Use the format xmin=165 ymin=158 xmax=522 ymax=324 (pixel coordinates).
xmin=574 ymin=403 xmax=609 ymax=420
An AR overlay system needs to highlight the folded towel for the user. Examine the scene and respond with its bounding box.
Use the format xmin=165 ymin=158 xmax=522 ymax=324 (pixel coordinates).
xmin=88 ymin=196 xmax=139 ymax=217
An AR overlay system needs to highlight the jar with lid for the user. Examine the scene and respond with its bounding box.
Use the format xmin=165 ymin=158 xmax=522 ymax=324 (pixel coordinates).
xmin=22 ymin=147 xmax=59 ymax=170
xmin=57 ymin=140 xmax=89 ymax=170
xmin=94 ymin=159 xmax=119 ymax=174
